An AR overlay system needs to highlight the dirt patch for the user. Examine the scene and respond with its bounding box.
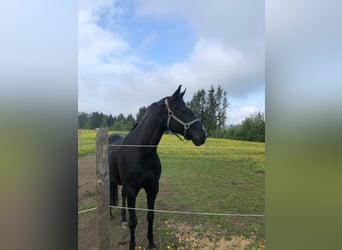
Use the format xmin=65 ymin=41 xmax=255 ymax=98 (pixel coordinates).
xmin=162 ymin=220 xmax=256 ymax=250
xmin=254 ymin=170 xmax=265 ymax=177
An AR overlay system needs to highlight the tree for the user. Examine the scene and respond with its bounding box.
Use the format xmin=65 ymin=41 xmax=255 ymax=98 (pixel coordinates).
xmin=78 ymin=112 xmax=89 ymax=129
xmin=126 ymin=114 xmax=136 ymax=129
xmin=99 ymin=112 xmax=107 ymax=127
xmin=217 ymin=88 xmax=228 ymax=130
xmin=187 ymin=89 xmax=207 ymax=126
xmin=225 ymin=124 xmax=243 ymax=140
xmin=111 ymin=113 xmax=125 ymax=131
xmin=78 ymin=112 xmax=137 ymax=131
xmin=86 ymin=112 xmax=101 ymax=129
xmin=187 ymin=85 xmax=229 ymax=137
xmin=107 ymin=114 xmax=114 ymax=127
xmin=240 ymin=112 xmax=265 ymax=142
xmin=205 ymin=85 xmax=217 ymax=135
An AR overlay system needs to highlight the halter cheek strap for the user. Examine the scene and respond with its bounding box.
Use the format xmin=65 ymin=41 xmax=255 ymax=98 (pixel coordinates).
xmin=164 ymin=98 xmax=200 ymax=139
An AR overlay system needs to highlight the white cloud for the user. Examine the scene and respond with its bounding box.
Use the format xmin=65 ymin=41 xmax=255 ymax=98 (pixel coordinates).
xmin=135 ymin=0 xmax=264 ymax=50
xmin=228 ymin=104 xmax=261 ymax=125
xmin=143 ymin=38 xmax=263 ymax=99
xmin=78 ymin=0 xmax=130 ymax=64
xmin=78 ymin=0 xmax=264 ymax=123
xmin=134 ymin=0 xmax=264 ymax=97
xmin=227 ymin=89 xmax=265 ymax=125
xmin=78 ymin=0 xmax=147 ymax=114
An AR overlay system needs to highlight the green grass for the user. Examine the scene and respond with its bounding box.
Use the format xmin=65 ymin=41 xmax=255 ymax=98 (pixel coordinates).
xmin=78 ymin=129 xmax=265 ymax=249
xmin=78 ymin=129 xmax=96 ymax=156
xmin=78 ymin=129 xmax=125 ymax=156
xmin=155 ymin=136 xmax=265 ymax=249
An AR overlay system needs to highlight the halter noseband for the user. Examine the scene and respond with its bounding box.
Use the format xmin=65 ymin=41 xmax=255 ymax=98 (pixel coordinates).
xmin=164 ymin=98 xmax=200 ymax=139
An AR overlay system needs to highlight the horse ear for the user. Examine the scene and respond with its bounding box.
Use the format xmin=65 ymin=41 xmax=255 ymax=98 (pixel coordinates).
xmin=171 ymin=85 xmax=182 ymax=99
xmin=180 ymin=88 xmax=186 ymax=98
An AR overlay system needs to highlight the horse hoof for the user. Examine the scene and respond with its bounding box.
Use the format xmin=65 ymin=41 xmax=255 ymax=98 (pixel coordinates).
xmin=148 ymin=242 xmax=157 ymax=250
xmin=121 ymin=221 xmax=128 ymax=229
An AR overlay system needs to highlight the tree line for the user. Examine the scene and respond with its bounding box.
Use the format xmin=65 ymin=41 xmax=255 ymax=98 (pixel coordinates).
xmin=78 ymin=85 xmax=265 ymax=142
xmin=186 ymin=85 xmax=264 ymax=142
xmin=78 ymin=112 xmax=136 ymax=131
xmin=221 ymin=112 xmax=265 ymax=142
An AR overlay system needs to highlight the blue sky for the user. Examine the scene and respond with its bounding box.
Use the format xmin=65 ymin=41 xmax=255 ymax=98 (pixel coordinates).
xmin=78 ymin=0 xmax=264 ymax=125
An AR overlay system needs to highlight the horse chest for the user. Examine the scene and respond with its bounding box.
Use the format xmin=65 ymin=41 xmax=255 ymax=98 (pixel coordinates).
xmin=119 ymin=154 xmax=160 ymax=185
xmin=132 ymin=163 xmax=161 ymax=183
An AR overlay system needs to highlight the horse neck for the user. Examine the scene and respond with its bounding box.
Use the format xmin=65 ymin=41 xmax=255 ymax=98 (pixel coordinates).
xmin=129 ymin=104 xmax=165 ymax=147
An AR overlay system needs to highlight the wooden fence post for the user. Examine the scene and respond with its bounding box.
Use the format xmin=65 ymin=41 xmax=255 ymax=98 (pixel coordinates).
xmin=96 ymin=128 xmax=111 ymax=250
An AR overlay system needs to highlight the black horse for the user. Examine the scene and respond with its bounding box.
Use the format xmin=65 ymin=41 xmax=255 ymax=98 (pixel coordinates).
xmin=108 ymin=85 xmax=207 ymax=250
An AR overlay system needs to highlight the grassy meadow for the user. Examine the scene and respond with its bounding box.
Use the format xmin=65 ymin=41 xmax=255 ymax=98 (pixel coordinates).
xmin=78 ymin=129 xmax=123 ymax=156
xmin=78 ymin=129 xmax=265 ymax=249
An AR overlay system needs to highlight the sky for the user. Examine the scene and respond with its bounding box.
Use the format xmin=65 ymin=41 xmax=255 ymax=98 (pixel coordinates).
xmin=78 ymin=0 xmax=264 ymax=125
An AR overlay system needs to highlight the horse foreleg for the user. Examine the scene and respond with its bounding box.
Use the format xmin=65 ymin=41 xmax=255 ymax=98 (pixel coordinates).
xmin=146 ymin=184 xmax=159 ymax=250
xmin=127 ymin=189 xmax=138 ymax=250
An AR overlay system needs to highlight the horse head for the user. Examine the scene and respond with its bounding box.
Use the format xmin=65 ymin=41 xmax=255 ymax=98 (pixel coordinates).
xmin=165 ymin=85 xmax=207 ymax=146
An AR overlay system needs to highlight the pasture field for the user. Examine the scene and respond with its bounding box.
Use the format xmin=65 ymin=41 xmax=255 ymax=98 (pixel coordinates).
xmin=78 ymin=129 xmax=265 ymax=249
xmin=78 ymin=129 xmax=122 ymax=156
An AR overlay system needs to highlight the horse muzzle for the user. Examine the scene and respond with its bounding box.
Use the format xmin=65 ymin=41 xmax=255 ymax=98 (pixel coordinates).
xmin=190 ymin=126 xmax=207 ymax=146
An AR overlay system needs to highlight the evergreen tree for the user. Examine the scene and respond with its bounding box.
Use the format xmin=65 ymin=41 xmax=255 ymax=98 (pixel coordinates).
xmin=219 ymin=90 xmax=228 ymax=128
xmin=126 ymin=114 xmax=136 ymax=129
xmin=215 ymin=86 xmax=228 ymax=129
xmin=206 ymin=85 xmax=218 ymax=136
xmin=187 ymin=88 xmax=207 ymax=130
xmin=107 ymin=114 xmax=114 ymax=127
xmin=77 ymin=112 xmax=137 ymax=131
xmin=98 ymin=112 xmax=104 ymax=127
xmin=87 ymin=112 xmax=101 ymax=129
xmin=78 ymin=112 xmax=89 ymax=129
xmin=187 ymin=85 xmax=229 ymax=137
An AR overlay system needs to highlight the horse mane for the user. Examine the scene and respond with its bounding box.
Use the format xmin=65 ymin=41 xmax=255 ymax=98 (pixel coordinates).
xmin=130 ymin=122 xmax=139 ymax=131
xmin=131 ymin=102 xmax=160 ymax=132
